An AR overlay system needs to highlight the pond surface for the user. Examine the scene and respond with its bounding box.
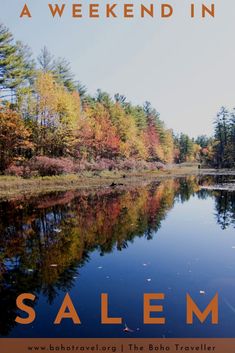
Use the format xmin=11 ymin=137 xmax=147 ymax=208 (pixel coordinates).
xmin=0 ymin=175 xmax=234 ymax=338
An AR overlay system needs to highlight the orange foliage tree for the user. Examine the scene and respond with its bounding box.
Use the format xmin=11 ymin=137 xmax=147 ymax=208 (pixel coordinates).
xmin=0 ymin=108 xmax=33 ymax=172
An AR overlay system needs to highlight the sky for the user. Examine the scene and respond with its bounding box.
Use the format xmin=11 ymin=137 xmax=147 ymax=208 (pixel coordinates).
xmin=1 ymin=0 xmax=235 ymax=137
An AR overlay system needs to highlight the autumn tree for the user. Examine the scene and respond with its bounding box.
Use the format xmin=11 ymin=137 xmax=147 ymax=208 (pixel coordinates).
xmin=38 ymin=47 xmax=76 ymax=92
xmin=33 ymin=72 xmax=81 ymax=156
xmin=161 ymin=129 xmax=174 ymax=163
xmin=77 ymin=103 xmax=120 ymax=160
xmin=0 ymin=108 xmax=33 ymax=171
xmin=109 ymin=99 xmax=147 ymax=159
xmin=143 ymin=102 xmax=163 ymax=161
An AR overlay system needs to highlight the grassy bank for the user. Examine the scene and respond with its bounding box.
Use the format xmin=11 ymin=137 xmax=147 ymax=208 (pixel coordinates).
xmin=0 ymin=166 xmax=227 ymax=200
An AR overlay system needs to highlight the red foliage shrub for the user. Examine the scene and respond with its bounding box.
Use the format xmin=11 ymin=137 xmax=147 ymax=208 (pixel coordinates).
xmin=89 ymin=159 xmax=116 ymax=171
xmin=5 ymin=164 xmax=25 ymax=177
xmin=29 ymin=157 xmax=75 ymax=176
xmin=74 ymin=158 xmax=116 ymax=172
xmin=5 ymin=157 xmax=165 ymax=177
xmin=118 ymin=159 xmax=137 ymax=171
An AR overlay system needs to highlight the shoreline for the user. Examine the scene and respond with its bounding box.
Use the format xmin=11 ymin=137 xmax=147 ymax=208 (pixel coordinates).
xmin=0 ymin=167 xmax=234 ymax=200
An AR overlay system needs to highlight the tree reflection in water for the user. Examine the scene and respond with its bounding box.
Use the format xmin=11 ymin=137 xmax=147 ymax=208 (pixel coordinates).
xmin=197 ymin=175 xmax=235 ymax=229
xmin=214 ymin=191 xmax=235 ymax=230
xmin=0 ymin=176 xmax=234 ymax=335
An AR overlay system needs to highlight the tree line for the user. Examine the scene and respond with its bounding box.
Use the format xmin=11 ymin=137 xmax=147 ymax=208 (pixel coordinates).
xmin=0 ymin=23 xmax=234 ymax=176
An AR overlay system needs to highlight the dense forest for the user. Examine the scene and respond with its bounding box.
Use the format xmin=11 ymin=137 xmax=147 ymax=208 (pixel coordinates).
xmin=0 ymin=23 xmax=234 ymax=176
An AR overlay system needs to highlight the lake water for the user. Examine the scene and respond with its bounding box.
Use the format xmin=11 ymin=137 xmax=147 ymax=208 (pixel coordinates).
xmin=0 ymin=175 xmax=234 ymax=338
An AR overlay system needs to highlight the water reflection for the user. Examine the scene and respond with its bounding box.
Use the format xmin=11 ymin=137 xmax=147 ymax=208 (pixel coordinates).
xmin=0 ymin=176 xmax=234 ymax=337
xmin=214 ymin=191 xmax=235 ymax=230
xmin=197 ymin=175 xmax=235 ymax=229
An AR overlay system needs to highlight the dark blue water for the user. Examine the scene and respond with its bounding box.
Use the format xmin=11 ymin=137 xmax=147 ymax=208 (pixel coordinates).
xmin=0 ymin=176 xmax=234 ymax=338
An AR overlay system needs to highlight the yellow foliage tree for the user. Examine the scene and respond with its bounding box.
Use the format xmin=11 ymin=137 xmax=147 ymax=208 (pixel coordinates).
xmin=34 ymin=72 xmax=81 ymax=156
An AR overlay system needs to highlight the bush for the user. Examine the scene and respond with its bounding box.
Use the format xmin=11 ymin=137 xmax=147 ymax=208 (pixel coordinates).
xmin=74 ymin=158 xmax=116 ymax=172
xmin=73 ymin=158 xmax=166 ymax=172
xmin=89 ymin=159 xmax=116 ymax=171
xmin=29 ymin=157 xmax=75 ymax=176
xmin=5 ymin=164 xmax=25 ymax=177
xmin=4 ymin=157 xmax=165 ymax=177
